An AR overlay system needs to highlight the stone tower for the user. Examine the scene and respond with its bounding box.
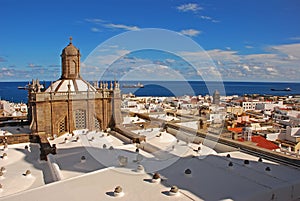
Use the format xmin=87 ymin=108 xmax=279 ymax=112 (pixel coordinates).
xmin=28 ymin=38 xmax=120 ymax=137
xmin=213 ymin=90 xmax=220 ymax=105
xmin=61 ymin=37 xmax=81 ymax=79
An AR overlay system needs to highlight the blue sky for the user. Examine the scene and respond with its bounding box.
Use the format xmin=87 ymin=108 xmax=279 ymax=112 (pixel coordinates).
xmin=0 ymin=0 xmax=300 ymax=81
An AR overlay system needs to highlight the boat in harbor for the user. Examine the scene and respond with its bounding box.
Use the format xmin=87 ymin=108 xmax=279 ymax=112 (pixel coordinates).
xmin=18 ymin=84 xmax=29 ymax=90
xmin=122 ymin=82 xmax=144 ymax=88
xmin=270 ymin=87 xmax=291 ymax=91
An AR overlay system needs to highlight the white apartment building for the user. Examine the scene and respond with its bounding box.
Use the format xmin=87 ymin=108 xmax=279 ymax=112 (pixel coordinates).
xmin=242 ymin=100 xmax=261 ymax=111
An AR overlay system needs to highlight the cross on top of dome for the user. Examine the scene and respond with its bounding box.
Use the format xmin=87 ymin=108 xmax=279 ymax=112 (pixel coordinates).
xmin=62 ymin=37 xmax=79 ymax=56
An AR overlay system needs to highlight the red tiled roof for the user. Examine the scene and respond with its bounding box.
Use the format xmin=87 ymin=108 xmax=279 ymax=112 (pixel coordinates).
xmin=228 ymin=127 xmax=243 ymax=133
xmin=237 ymin=138 xmax=244 ymax=142
xmin=251 ymin=136 xmax=279 ymax=150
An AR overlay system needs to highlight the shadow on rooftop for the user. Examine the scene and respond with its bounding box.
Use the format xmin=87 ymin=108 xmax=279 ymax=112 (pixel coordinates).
xmin=15 ymin=144 xmax=55 ymax=184
xmin=158 ymin=153 xmax=300 ymax=201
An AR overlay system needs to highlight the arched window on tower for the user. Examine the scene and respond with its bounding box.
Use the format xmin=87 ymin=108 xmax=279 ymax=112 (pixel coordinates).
xmin=69 ymin=60 xmax=76 ymax=75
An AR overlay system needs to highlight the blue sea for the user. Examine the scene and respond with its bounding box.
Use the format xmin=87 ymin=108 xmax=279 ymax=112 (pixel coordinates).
xmin=0 ymin=81 xmax=299 ymax=103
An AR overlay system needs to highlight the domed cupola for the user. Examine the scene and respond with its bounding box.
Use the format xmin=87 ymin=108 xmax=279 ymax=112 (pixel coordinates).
xmin=62 ymin=38 xmax=80 ymax=56
xmin=61 ymin=37 xmax=81 ymax=79
xmin=45 ymin=37 xmax=96 ymax=93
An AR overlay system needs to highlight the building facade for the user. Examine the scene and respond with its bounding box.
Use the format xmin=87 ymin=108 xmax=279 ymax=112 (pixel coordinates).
xmin=28 ymin=38 xmax=120 ymax=137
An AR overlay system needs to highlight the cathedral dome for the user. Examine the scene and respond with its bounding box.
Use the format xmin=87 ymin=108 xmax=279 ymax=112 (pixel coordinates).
xmin=62 ymin=37 xmax=79 ymax=56
xmin=45 ymin=79 xmax=97 ymax=93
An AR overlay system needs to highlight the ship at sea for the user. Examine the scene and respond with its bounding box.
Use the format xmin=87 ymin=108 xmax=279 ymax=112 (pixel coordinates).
xmin=17 ymin=85 xmax=29 ymax=90
xmin=122 ymin=82 xmax=144 ymax=88
xmin=270 ymin=87 xmax=291 ymax=91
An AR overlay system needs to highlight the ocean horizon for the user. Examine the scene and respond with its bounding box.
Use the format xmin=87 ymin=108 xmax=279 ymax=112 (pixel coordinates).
xmin=1 ymin=81 xmax=299 ymax=103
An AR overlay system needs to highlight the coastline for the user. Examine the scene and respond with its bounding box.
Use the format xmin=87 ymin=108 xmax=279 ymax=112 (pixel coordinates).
xmin=1 ymin=81 xmax=299 ymax=103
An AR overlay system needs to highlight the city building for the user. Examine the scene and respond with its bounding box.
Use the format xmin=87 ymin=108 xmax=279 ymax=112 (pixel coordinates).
xmin=0 ymin=100 xmax=27 ymax=117
xmin=0 ymin=100 xmax=12 ymax=117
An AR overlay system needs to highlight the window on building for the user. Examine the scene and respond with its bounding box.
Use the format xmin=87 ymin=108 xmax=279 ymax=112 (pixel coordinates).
xmin=74 ymin=110 xmax=86 ymax=129
xmin=59 ymin=117 xmax=67 ymax=134
xmin=94 ymin=116 xmax=101 ymax=130
xmin=69 ymin=60 xmax=76 ymax=75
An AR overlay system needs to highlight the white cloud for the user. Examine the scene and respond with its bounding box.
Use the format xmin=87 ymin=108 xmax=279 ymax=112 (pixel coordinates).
xmin=0 ymin=67 xmax=15 ymax=77
xmin=5 ymin=71 xmax=14 ymax=76
xmin=243 ymin=65 xmax=251 ymax=71
xmin=85 ymin=18 xmax=140 ymax=32
xmin=105 ymin=23 xmax=140 ymax=31
xmin=85 ymin=18 xmax=105 ymax=24
xmin=288 ymin=36 xmax=300 ymax=41
xmin=157 ymin=65 xmax=168 ymax=69
xmin=269 ymin=43 xmax=300 ymax=60
xmin=180 ymin=29 xmax=201 ymax=37
xmin=200 ymin=15 xmax=211 ymax=20
xmin=91 ymin=27 xmax=101 ymax=32
xmin=199 ymin=15 xmax=219 ymax=23
xmin=82 ymin=48 xmax=137 ymax=80
xmin=165 ymin=58 xmax=176 ymax=63
xmin=179 ymin=43 xmax=300 ymax=81
xmin=266 ymin=67 xmax=277 ymax=73
xmin=28 ymin=63 xmax=43 ymax=68
xmin=244 ymin=53 xmax=278 ymax=60
xmin=121 ymin=64 xmax=184 ymax=81
xmin=206 ymin=49 xmax=240 ymax=63
xmin=82 ymin=37 xmax=300 ymax=82
xmin=177 ymin=3 xmax=202 ymax=12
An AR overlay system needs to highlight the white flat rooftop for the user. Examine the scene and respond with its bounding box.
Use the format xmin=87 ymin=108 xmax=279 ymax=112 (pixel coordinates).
xmin=0 ymin=143 xmax=50 ymax=198
xmin=1 ymin=151 xmax=300 ymax=201
xmin=123 ymin=116 xmax=146 ymax=125
xmin=177 ymin=121 xmax=198 ymax=130
xmin=47 ymin=130 xmax=126 ymax=180
xmin=160 ymin=151 xmax=300 ymax=200
xmin=0 ymin=167 xmax=195 ymax=201
xmin=149 ymin=114 xmax=180 ymax=121
xmin=1 ymin=129 xmax=300 ymax=200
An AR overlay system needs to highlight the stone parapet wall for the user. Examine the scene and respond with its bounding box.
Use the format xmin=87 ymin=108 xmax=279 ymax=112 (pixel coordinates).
xmin=31 ymin=90 xmax=113 ymax=102
xmin=0 ymin=133 xmax=56 ymax=161
xmin=0 ymin=134 xmax=40 ymax=145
